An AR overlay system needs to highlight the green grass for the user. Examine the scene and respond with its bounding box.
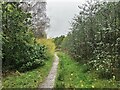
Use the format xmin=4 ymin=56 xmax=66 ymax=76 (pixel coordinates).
xmin=2 ymin=58 xmax=53 ymax=88
xmin=55 ymin=52 xmax=120 ymax=88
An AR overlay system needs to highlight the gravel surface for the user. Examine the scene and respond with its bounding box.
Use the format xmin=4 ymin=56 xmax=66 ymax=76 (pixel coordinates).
xmin=39 ymin=53 xmax=59 ymax=89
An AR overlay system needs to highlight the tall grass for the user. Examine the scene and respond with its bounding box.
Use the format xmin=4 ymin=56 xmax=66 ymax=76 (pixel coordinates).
xmin=55 ymin=52 xmax=120 ymax=88
xmin=3 ymin=57 xmax=53 ymax=88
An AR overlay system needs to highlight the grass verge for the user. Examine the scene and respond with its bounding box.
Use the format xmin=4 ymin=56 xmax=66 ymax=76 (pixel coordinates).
xmin=2 ymin=57 xmax=53 ymax=88
xmin=55 ymin=52 xmax=120 ymax=88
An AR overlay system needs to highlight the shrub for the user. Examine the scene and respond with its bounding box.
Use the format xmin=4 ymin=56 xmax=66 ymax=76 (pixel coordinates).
xmin=2 ymin=2 xmax=48 ymax=72
xmin=61 ymin=1 xmax=120 ymax=80
xmin=36 ymin=38 xmax=56 ymax=57
xmin=53 ymin=35 xmax=65 ymax=49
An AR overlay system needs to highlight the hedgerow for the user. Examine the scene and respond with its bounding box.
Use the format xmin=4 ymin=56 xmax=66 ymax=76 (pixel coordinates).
xmin=61 ymin=1 xmax=120 ymax=80
xmin=2 ymin=2 xmax=49 ymax=72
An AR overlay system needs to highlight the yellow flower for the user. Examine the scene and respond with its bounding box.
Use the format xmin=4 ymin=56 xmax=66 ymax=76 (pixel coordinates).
xmin=81 ymin=84 xmax=84 ymax=87
xmin=92 ymin=85 xmax=95 ymax=88
xmin=80 ymin=80 xmax=82 ymax=83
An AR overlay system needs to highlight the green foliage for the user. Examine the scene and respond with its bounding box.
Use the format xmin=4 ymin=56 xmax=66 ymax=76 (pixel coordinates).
xmin=55 ymin=52 xmax=120 ymax=88
xmin=3 ymin=57 xmax=53 ymax=88
xmin=54 ymin=35 xmax=65 ymax=49
xmin=61 ymin=1 xmax=120 ymax=80
xmin=2 ymin=2 xmax=49 ymax=72
xmin=36 ymin=38 xmax=56 ymax=57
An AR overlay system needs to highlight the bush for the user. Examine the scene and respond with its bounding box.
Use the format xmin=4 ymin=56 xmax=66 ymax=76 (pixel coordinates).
xmin=61 ymin=1 xmax=120 ymax=80
xmin=36 ymin=38 xmax=56 ymax=57
xmin=2 ymin=2 xmax=49 ymax=72
xmin=53 ymin=35 xmax=65 ymax=49
xmin=18 ymin=43 xmax=48 ymax=72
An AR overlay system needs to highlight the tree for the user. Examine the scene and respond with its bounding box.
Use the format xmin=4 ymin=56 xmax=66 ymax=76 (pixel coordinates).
xmin=54 ymin=35 xmax=65 ymax=49
xmin=61 ymin=0 xmax=120 ymax=79
xmin=2 ymin=2 xmax=48 ymax=72
xmin=20 ymin=0 xmax=50 ymax=38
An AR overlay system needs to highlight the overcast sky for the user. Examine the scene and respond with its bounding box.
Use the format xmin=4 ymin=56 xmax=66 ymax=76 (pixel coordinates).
xmin=46 ymin=0 xmax=86 ymax=38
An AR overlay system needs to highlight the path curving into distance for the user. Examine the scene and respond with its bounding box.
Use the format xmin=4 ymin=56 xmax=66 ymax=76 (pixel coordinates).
xmin=39 ymin=53 xmax=59 ymax=89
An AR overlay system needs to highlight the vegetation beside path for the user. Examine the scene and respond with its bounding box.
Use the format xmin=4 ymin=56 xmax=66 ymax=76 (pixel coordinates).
xmin=2 ymin=2 xmax=56 ymax=89
xmin=55 ymin=52 xmax=120 ymax=88
xmin=3 ymin=57 xmax=53 ymax=88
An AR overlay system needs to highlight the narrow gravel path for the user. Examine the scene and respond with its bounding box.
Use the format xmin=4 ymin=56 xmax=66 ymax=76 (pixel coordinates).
xmin=39 ymin=53 xmax=59 ymax=89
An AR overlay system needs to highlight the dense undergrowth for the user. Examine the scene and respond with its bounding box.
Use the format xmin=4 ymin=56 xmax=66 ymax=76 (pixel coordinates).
xmin=61 ymin=1 xmax=120 ymax=80
xmin=2 ymin=2 xmax=54 ymax=73
xmin=2 ymin=2 xmax=55 ymax=88
xmin=3 ymin=57 xmax=53 ymax=88
xmin=55 ymin=52 xmax=120 ymax=88
xmin=36 ymin=38 xmax=56 ymax=57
